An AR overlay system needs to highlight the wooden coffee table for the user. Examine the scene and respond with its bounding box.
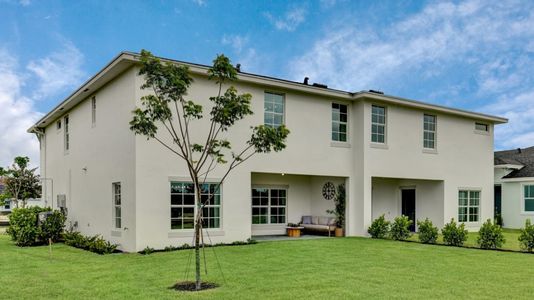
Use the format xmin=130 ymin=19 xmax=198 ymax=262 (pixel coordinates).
xmin=286 ymin=226 xmax=304 ymax=237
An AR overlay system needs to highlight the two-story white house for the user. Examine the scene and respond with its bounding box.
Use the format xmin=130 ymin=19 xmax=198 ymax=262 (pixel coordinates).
xmin=28 ymin=52 xmax=507 ymax=252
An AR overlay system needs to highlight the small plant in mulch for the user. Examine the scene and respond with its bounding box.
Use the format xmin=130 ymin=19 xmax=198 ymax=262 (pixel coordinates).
xmin=170 ymin=281 xmax=219 ymax=292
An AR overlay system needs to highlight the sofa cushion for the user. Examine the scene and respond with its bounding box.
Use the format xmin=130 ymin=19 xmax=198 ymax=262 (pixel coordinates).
xmin=311 ymin=216 xmax=319 ymax=224
xmin=301 ymin=224 xmax=330 ymax=230
xmin=318 ymin=216 xmax=330 ymax=225
xmin=302 ymin=216 xmax=312 ymax=224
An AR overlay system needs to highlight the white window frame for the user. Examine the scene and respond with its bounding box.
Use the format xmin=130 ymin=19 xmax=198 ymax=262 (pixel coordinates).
xmin=251 ymin=186 xmax=287 ymax=225
xmin=56 ymin=120 xmax=62 ymax=131
xmin=91 ymin=96 xmax=96 ymax=127
xmin=264 ymin=92 xmax=285 ymax=128
xmin=458 ymin=190 xmax=480 ymax=223
xmin=423 ymin=114 xmax=437 ymax=150
xmin=112 ymin=182 xmax=121 ymax=229
xmin=371 ymin=105 xmax=387 ymax=144
xmin=332 ymin=103 xmax=348 ymax=142
xmin=170 ymin=182 xmax=221 ymax=230
xmin=521 ymin=183 xmax=534 ymax=214
xmin=64 ymin=115 xmax=70 ymax=153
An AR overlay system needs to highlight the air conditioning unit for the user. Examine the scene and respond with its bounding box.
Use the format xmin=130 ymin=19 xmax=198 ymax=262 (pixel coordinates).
xmin=57 ymin=194 xmax=67 ymax=208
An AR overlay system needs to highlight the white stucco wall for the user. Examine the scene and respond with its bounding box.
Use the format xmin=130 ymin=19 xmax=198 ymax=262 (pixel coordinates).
xmin=40 ymin=67 xmax=137 ymax=251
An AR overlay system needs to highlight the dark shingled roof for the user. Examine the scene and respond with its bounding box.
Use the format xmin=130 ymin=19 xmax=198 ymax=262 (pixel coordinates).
xmin=495 ymin=146 xmax=534 ymax=178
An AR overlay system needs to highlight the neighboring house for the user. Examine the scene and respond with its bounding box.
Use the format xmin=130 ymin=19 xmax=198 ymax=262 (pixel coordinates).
xmin=28 ymin=52 xmax=507 ymax=252
xmin=494 ymin=147 xmax=534 ymax=228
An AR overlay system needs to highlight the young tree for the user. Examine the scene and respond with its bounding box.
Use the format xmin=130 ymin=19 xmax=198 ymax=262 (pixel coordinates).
xmin=0 ymin=156 xmax=41 ymax=208
xmin=130 ymin=50 xmax=290 ymax=290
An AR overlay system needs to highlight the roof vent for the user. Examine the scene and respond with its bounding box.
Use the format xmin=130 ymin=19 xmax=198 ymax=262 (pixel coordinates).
xmin=235 ymin=64 xmax=241 ymax=72
xmin=518 ymin=148 xmax=522 ymax=154
xmin=312 ymin=82 xmax=328 ymax=88
xmin=369 ymin=89 xmax=384 ymax=95
xmin=303 ymin=77 xmax=309 ymax=85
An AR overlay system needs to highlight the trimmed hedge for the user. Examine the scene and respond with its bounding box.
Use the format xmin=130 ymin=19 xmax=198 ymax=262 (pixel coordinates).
xmin=477 ymin=219 xmax=505 ymax=249
xmin=390 ymin=215 xmax=412 ymax=241
xmin=63 ymin=231 xmax=118 ymax=255
xmin=518 ymin=219 xmax=534 ymax=252
xmin=442 ymin=218 xmax=468 ymax=247
xmin=417 ymin=218 xmax=438 ymax=244
xmin=368 ymin=214 xmax=390 ymax=239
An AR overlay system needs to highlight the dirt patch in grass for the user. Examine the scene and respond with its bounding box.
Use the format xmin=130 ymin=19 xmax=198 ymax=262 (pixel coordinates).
xmin=170 ymin=281 xmax=219 ymax=292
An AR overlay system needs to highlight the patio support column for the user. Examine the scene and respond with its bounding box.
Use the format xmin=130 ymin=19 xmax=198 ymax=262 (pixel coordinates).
xmin=345 ymin=175 xmax=372 ymax=236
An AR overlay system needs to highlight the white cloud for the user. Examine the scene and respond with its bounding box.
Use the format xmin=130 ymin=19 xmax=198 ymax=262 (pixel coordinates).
xmin=0 ymin=49 xmax=42 ymax=168
xmin=192 ymin=0 xmax=205 ymax=7
xmin=0 ymin=42 xmax=85 ymax=169
xmin=265 ymin=6 xmax=307 ymax=32
xmin=18 ymin=0 xmax=30 ymax=6
xmin=289 ymin=0 xmax=534 ymax=149
xmin=221 ymin=34 xmax=249 ymax=54
xmin=27 ymin=41 xmax=85 ymax=99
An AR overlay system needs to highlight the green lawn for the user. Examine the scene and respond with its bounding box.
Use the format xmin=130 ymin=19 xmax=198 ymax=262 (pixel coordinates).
xmin=408 ymin=228 xmax=523 ymax=251
xmin=1 ymin=234 xmax=534 ymax=299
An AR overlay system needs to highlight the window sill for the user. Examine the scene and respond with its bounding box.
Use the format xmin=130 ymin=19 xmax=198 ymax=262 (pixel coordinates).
xmin=422 ymin=148 xmax=438 ymax=154
xmin=473 ymin=130 xmax=490 ymax=136
xmin=330 ymin=141 xmax=351 ymax=148
xmin=111 ymin=230 xmax=122 ymax=237
xmin=370 ymin=143 xmax=388 ymax=150
xmin=168 ymin=230 xmax=224 ymax=238
xmin=520 ymin=212 xmax=534 ymax=216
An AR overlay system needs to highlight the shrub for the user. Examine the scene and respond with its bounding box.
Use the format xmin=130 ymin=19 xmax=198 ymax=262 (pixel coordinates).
xmin=368 ymin=214 xmax=390 ymax=239
xmin=7 ymin=207 xmax=65 ymax=246
xmin=39 ymin=210 xmax=66 ymax=242
xmin=390 ymin=215 xmax=412 ymax=241
xmin=442 ymin=218 xmax=468 ymax=246
xmin=140 ymin=246 xmax=155 ymax=255
xmin=477 ymin=219 xmax=505 ymax=249
xmin=417 ymin=218 xmax=438 ymax=244
xmin=518 ymin=219 xmax=534 ymax=252
xmin=63 ymin=231 xmax=117 ymax=254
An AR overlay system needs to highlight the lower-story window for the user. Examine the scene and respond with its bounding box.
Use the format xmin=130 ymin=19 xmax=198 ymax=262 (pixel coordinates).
xmin=170 ymin=182 xmax=221 ymax=230
xmin=458 ymin=190 xmax=480 ymax=222
xmin=252 ymin=187 xmax=287 ymax=224
xmin=112 ymin=182 xmax=121 ymax=229
xmin=524 ymin=185 xmax=534 ymax=212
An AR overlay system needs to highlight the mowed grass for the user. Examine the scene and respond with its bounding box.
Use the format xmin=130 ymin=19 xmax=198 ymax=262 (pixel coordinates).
xmin=408 ymin=228 xmax=523 ymax=251
xmin=1 ymin=234 xmax=534 ymax=299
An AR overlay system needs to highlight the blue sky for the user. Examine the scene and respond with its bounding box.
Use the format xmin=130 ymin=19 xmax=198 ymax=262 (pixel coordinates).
xmin=1 ymin=0 xmax=534 ymax=167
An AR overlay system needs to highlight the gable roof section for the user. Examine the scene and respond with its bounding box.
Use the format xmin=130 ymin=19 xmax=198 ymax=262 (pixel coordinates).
xmin=28 ymin=51 xmax=508 ymax=133
xmin=495 ymin=146 xmax=534 ymax=179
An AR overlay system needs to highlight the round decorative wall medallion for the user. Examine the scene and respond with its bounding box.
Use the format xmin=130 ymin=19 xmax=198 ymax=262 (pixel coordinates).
xmin=322 ymin=182 xmax=336 ymax=200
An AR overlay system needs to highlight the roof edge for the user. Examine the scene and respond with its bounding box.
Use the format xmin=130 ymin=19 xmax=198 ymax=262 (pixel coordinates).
xmin=29 ymin=51 xmax=508 ymax=131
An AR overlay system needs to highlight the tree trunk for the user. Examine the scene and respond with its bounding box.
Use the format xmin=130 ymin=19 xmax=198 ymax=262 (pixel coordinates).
xmin=194 ymin=184 xmax=202 ymax=290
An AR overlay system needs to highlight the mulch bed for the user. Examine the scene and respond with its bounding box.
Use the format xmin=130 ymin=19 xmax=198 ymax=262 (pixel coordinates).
xmin=170 ymin=281 xmax=219 ymax=292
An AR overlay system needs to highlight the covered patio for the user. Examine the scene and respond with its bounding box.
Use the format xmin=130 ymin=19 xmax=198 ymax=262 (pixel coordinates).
xmin=250 ymin=172 xmax=347 ymax=236
xmin=372 ymin=177 xmax=444 ymax=231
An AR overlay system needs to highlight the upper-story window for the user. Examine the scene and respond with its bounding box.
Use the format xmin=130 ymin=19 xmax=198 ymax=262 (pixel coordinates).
xmin=91 ymin=96 xmax=96 ymax=126
xmin=264 ymin=92 xmax=284 ymax=128
xmin=475 ymin=122 xmax=489 ymax=132
xmin=423 ymin=114 xmax=436 ymax=149
xmin=332 ymin=103 xmax=348 ymax=142
xmin=371 ymin=105 xmax=386 ymax=143
xmin=64 ymin=115 xmax=70 ymax=152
